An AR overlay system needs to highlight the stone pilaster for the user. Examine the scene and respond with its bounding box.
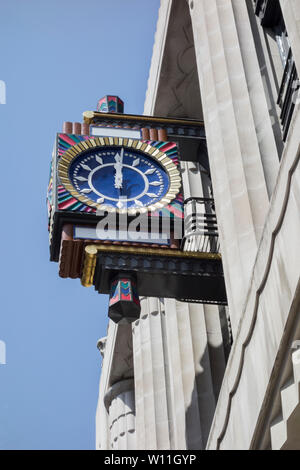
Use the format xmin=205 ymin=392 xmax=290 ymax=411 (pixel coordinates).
xmin=188 ymin=0 xmax=271 ymax=335
xmin=232 ymin=0 xmax=279 ymax=198
xmin=132 ymin=294 xmax=225 ymax=449
xmin=163 ymin=299 xmax=216 ymax=449
xmin=132 ymin=297 xmax=171 ymax=449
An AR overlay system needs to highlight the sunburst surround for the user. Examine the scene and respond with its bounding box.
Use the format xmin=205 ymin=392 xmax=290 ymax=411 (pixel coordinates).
xmin=58 ymin=137 xmax=181 ymax=214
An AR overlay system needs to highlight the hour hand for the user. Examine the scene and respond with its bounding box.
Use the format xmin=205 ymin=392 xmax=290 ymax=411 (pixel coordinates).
xmin=114 ymin=170 xmax=122 ymax=189
xmin=114 ymin=148 xmax=124 ymax=189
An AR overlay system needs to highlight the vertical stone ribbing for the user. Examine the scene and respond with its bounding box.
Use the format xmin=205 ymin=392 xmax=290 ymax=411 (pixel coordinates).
xmin=131 ymin=313 xmax=146 ymax=447
xmin=124 ymin=390 xmax=136 ymax=449
xmin=132 ymin=297 xmax=170 ymax=449
xmin=231 ymin=0 xmax=279 ymax=198
xmin=162 ymin=299 xmax=218 ymax=449
xmin=164 ymin=299 xmax=203 ymax=449
xmin=147 ymin=297 xmax=171 ymax=447
xmin=202 ymin=304 xmax=226 ymax=401
xmin=116 ymin=395 xmax=126 ymax=449
xmin=132 ymin=294 xmax=224 ymax=450
xmin=105 ymin=380 xmax=136 ymax=450
xmin=187 ymin=302 xmax=216 ymax=447
xmin=189 ymin=0 xmax=271 ymax=335
xmin=162 ymin=299 xmax=190 ymax=449
xmin=180 ymin=159 xmax=226 ymax=417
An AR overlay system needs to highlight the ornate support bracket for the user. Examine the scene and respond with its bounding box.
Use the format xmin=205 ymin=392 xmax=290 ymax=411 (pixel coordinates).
xmin=81 ymin=244 xmax=227 ymax=307
xmin=108 ymin=275 xmax=141 ymax=324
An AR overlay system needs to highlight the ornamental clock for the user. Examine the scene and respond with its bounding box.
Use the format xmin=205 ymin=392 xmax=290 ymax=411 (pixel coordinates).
xmin=48 ymin=102 xmax=227 ymax=322
xmin=58 ymin=138 xmax=181 ymax=214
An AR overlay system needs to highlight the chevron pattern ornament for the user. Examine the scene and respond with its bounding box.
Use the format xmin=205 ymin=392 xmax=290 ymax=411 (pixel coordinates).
xmin=108 ymin=276 xmax=140 ymax=324
xmin=55 ymin=133 xmax=183 ymax=219
xmin=97 ymin=95 xmax=124 ymax=114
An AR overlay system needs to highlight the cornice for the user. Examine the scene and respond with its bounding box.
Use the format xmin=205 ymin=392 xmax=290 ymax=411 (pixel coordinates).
xmin=82 ymin=110 xmax=204 ymax=127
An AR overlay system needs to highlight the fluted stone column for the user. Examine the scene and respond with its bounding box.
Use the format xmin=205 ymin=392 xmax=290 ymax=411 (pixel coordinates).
xmin=105 ymin=379 xmax=136 ymax=450
xmin=132 ymin=295 xmax=225 ymax=449
xmin=231 ymin=0 xmax=279 ymax=197
xmin=188 ymin=0 xmax=272 ymax=335
xmin=163 ymin=299 xmax=216 ymax=448
xmin=132 ymin=297 xmax=170 ymax=449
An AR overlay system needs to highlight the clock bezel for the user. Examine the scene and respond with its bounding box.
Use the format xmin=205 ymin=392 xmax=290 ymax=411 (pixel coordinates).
xmin=57 ymin=136 xmax=181 ymax=214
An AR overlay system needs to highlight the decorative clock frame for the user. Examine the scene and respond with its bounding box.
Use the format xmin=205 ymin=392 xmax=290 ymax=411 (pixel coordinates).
xmin=57 ymin=137 xmax=182 ymax=215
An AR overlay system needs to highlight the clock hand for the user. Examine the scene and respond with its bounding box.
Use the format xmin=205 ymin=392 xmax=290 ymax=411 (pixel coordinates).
xmin=114 ymin=148 xmax=124 ymax=189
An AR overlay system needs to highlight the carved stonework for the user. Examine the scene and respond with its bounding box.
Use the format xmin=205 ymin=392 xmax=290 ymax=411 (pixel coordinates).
xmin=97 ymin=336 xmax=107 ymax=358
xmin=105 ymin=380 xmax=136 ymax=450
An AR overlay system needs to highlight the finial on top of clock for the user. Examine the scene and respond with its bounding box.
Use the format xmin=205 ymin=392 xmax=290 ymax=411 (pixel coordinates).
xmin=97 ymin=95 xmax=124 ymax=114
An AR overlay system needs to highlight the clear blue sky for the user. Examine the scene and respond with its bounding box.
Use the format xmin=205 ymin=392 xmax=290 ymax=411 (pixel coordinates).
xmin=0 ymin=0 xmax=160 ymax=450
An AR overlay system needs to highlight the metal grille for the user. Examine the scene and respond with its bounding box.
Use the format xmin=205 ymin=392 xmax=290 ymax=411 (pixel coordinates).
xmin=278 ymin=47 xmax=299 ymax=142
xmin=182 ymin=197 xmax=220 ymax=254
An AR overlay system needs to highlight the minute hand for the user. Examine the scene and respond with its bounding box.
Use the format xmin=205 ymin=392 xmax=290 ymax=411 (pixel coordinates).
xmin=114 ymin=148 xmax=124 ymax=189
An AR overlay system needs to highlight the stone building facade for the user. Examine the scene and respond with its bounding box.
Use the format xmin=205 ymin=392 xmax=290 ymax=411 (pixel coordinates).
xmin=96 ymin=0 xmax=300 ymax=450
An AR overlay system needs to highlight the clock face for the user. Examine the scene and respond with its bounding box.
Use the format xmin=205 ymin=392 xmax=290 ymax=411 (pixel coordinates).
xmin=58 ymin=138 xmax=181 ymax=213
xmin=69 ymin=146 xmax=169 ymax=210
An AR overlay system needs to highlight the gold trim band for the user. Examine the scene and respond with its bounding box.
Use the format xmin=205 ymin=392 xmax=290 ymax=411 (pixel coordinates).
xmin=58 ymin=137 xmax=181 ymax=214
xmin=82 ymin=110 xmax=204 ymax=127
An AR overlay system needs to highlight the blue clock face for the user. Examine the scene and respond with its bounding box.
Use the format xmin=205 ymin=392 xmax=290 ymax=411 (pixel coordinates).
xmin=68 ymin=146 xmax=170 ymax=211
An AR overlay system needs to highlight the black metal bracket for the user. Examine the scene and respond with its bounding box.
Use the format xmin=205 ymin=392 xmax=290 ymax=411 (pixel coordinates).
xmin=93 ymin=251 xmax=227 ymax=305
